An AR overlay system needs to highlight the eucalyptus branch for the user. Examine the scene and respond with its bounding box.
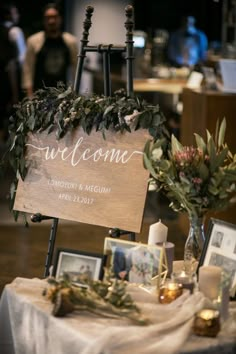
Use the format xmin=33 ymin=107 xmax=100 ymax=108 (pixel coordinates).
xmin=44 ymin=275 xmax=149 ymax=326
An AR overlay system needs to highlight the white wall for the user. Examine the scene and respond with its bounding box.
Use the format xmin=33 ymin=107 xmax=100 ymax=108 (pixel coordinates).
xmin=65 ymin=0 xmax=132 ymax=93
xmin=66 ymin=0 xmax=132 ymax=46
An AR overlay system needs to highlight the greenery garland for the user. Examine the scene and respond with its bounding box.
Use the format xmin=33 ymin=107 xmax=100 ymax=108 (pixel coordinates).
xmin=1 ymin=84 xmax=167 ymax=220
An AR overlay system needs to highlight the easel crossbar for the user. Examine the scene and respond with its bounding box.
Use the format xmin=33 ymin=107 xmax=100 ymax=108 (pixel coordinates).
xmin=83 ymin=45 xmax=126 ymax=53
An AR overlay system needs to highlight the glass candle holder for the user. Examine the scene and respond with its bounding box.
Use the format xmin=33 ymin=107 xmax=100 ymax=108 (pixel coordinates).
xmin=193 ymin=309 xmax=221 ymax=337
xmin=171 ymin=270 xmax=196 ymax=294
xmin=158 ymin=280 xmax=183 ymax=304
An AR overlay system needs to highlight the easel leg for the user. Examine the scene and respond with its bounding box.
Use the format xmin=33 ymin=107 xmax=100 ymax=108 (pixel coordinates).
xmin=44 ymin=218 xmax=59 ymax=277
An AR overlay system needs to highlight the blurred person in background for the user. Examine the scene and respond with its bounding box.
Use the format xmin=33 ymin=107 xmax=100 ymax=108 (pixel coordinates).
xmin=22 ymin=2 xmax=78 ymax=97
xmin=2 ymin=2 xmax=26 ymax=68
xmin=0 ymin=2 xmax=25 ymax=142
xmin=167 ymin=15 xmax=208 ymax=68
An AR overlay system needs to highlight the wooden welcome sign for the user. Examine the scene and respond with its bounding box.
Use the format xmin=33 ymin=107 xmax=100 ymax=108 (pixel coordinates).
xmin=14 ymin=128 xmax=150 ymax=232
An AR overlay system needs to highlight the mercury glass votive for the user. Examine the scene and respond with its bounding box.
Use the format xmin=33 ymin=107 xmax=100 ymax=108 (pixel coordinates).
xmin=193 ymin=309 xmax=221 ymax=337
xmin=158 ymin=280 xmax=183 ymax=304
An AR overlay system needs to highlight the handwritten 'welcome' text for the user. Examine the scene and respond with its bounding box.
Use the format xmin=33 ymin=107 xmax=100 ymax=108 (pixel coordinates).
xmin=26 ymin=137 xmax=142 ymax=166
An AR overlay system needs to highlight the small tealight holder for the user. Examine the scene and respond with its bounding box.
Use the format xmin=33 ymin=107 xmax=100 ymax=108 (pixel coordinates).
xmin=171 ymin=270 xmax=196 ymax=294
xmin=193 ymin=309 xmax=221 ymax=337
xmin=158 ymin=280 xmax=183 ymax=304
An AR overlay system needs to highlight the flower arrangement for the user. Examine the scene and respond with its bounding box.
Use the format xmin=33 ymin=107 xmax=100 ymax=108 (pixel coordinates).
xmin=143 ymin=119 xmax=236 ymax=265
xmin=43 ymin=273 xmax=149 ymax=325
xmin=143 ymin=118 xmax=236 ymax=219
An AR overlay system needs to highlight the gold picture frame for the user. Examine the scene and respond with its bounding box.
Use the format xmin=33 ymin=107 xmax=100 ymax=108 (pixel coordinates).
xmin=104 ymin=237 xmax=168 ymax=287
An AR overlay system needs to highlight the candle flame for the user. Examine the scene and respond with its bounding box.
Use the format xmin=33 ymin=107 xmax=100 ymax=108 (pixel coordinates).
xmin=198 ymin=309 xmax=219 ymax=320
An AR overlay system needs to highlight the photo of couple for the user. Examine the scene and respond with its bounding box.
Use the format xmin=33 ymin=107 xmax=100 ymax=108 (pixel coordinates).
xmin=112 ymin=244 xmax=160 ymax=285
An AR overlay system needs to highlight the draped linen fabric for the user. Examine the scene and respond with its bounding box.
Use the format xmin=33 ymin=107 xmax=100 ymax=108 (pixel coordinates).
xmin=0 ymin=277 xmax=235 ymax=354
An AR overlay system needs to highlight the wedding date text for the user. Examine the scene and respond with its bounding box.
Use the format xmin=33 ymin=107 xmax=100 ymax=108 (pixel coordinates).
xmin=58 ymin=193 xmax=94 ymax=204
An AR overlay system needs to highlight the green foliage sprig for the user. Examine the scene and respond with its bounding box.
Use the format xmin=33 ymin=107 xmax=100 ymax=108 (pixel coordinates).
xmin=144 ymin=119 xmax=236 ymax=218
xmin=0 ymin=84 xmax=167 ymax=219
xmin=43 ymin=273 xmax=149 ymax=325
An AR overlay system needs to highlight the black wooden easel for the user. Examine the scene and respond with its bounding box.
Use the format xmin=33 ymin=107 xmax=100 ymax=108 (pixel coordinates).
xmin=31 ymin=5 xmax=136 ymax=277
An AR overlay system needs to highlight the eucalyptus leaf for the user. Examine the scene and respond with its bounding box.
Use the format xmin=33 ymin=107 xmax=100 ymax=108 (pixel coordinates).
xmin=214 ymin=119 xmax=219 ymax=146
xmin=179 ymin=174 xmax=191 ymax=184
xmin=27 ymin=116 xmax=35 ymax=131
xmin=218 ymin=118 xmax=226 ymax=147
xmin=194 ymin=133 xmax=206 ymax=152
xmin=214 ymin=147 xmax=228 ymax=170
xmin=47 ymin=124 xmax=55 ymax=134
xmin=208 ymin=185 xmax=219 ymax=195
xmin=159 ymin=160 xmax=170 ymax=171
xmin=103 ymin=105 xmax=114 ymax=117
xmin=143 ymin=154 xmax=157 ymax=178
xmin=171 ymin=134 xmax=183 ymax=154
xmin=198 ymin=162 xmax=209 ymax=180
xmin=84 ymin=108 xmax=91 ymax=115
xmin=152 ymin=138 xmax=166 ymax=150
xmin=57 ymin=86 xmax=72 ymax=99
xmin=206 ymin=129 xmax=211 ymax=143
xmin=207 ymin=137 xmax=217 ymax=172
xmin=143 ymin=139 xmax=151 ymax=159
xmin=16 ymin=122 xmax=23 ymax=133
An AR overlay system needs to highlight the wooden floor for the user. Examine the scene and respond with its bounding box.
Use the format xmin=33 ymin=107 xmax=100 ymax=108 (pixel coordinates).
xmin=0 ymin=161 xmax=188 ymax=295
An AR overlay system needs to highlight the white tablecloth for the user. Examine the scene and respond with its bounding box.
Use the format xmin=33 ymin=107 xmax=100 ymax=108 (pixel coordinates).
xmin=0 ymin=277 xmax=235 ymax=354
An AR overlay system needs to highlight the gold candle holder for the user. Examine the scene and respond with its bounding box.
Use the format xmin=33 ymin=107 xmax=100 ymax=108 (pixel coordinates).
xmin=193 ymin=309 xmax=221 ymax=337
xmin=159 ymin=281 xmax=183 ymax=304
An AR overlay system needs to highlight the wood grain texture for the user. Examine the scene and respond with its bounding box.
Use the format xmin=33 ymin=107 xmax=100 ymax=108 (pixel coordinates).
xmin=181 ymin=88 xmax=236 ymax=225
xmin=181 ymin=88 xmax=236 ymax=148
xmin=14 ymin=128 xmax=151 ymax=232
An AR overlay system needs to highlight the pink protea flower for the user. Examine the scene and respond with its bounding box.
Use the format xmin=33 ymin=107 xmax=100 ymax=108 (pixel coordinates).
xmin=192 ymin=177 xmax=203 ymax=184
xmin=173 ymin=147 xmax=203 ymax=166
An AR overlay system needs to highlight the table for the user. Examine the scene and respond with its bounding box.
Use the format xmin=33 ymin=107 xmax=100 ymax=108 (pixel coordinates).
xmin=133 ymin=78 xmax=187 ymax=120
xmin=0 ymin=277 xmax=235 ymax=354
xmin=133 ymin=78 xmax=187 ymax=95
xmin=92 ymin=72 xmax=187 ymax=95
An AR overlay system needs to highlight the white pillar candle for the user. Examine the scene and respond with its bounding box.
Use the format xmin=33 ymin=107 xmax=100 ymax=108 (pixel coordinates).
xmin=148 ymin=219 xmax=168 ymax=245
xmin=198 ymin=265 xmax=222 ymax=300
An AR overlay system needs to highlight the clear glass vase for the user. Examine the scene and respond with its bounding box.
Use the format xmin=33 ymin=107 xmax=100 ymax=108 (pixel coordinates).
xmin=184 ymin=215 xmax=205 ymax=272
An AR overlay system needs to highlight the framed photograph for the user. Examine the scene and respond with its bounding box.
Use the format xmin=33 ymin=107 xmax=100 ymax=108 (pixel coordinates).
xmin=104 ymin=237 xmax=167 ymax=286
xmin=198 ymin=218 xmax=236 ymax=296
xmin=53 ymin=248 xmax=104 ymax=283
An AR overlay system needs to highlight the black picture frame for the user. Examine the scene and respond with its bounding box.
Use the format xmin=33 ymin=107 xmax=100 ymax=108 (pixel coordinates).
xmin=198 ymin=218 xmax=236 ymax=296
xmin=53 ymin=248 xmax=104 ymax=283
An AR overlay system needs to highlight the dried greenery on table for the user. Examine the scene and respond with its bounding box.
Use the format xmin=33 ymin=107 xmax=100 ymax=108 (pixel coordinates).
xmin=43 ymin=273 xmax=149 ymax=325
xmin=143 ymin=118 xmax=236 ymax=219
xmin=0 ymin=84 xmax=167 ymax=220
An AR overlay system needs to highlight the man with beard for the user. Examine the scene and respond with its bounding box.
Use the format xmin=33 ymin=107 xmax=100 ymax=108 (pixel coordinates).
xmin=22 ymin=3 xmax=78 ymax=97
